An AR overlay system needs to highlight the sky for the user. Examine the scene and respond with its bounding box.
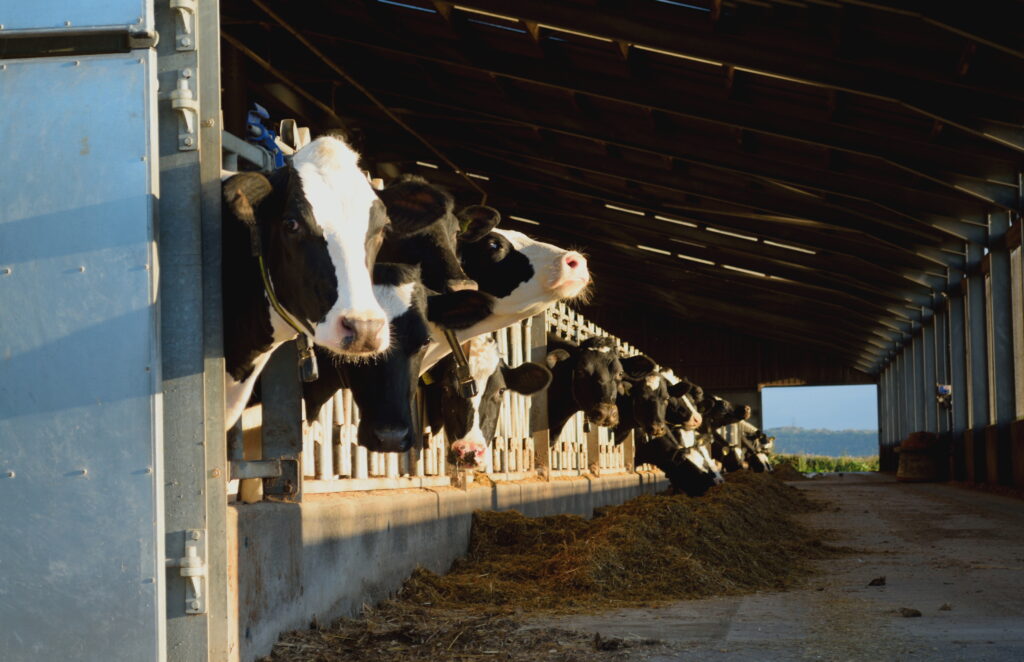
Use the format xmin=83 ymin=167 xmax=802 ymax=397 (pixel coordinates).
xmin=761 ymin=384 xmax=878 ymax=430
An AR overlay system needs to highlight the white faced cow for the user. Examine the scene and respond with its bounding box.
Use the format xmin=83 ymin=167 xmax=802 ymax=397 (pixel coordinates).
xmin=420 ymin=228 xmax=591 ymax=371
xmin=221 ymin=135 xmax=450 ymax=428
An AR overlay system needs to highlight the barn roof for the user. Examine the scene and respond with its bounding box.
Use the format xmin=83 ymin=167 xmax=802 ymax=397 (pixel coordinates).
xmin=220 ymin=0 xmax=1024 ymax=385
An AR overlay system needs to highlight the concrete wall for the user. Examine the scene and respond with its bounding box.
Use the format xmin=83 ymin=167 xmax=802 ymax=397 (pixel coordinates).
xmin=226 ymin=472 xmax=668 ymax=662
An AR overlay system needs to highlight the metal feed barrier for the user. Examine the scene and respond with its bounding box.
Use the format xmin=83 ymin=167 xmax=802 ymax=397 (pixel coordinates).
xmin=229 ymin=301 xmax=663 ymax=500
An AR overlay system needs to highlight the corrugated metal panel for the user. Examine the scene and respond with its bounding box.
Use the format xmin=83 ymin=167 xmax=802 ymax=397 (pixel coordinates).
xmin=0 ymin=52 xmax=162 ymax=661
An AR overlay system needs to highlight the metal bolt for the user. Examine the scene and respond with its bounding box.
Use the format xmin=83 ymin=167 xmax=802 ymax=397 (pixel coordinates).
xmin=140 ymin=155 xmax=147 ymax=161
xmin=74 ymin=60 xmax=81 ymax=66
xmin=77 ymin=469 xmax=88 ymax=476
xmin=211 ymin=468 xmax=221 ymax=478
xmin=1 ymin=267 xmax=11 ymax=275
xmin=182 ymin=68 xmax=193 ymax=78
xmin=190 ymin=600 xmax=200 ymax=610
xmin=201 ymin=118 xmax=215 ymax=128
xmin=183 ymin=136 xmax=194 ymax=147
xmin=190 ymin=530 xmax=201 ymax=540
xmin=137 ymin=16 xmax=143 ymax=23
xmin=144 ymin=467 xmax=153 ymax=474
xmin=5 ymin=471 xmax=14 ymax=478
xmin=179 ymin=36 xmax=192 ymax=47
xmin=78 ymin=265 xmax=85 ymax=272
xmin=64 ymin=20 xmax=72 ymax=27
xmin=143 ymin=263 xmax=150 ymax=270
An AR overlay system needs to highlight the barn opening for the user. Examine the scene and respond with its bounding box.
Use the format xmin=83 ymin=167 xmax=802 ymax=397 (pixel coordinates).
xmin=762 ymin=384 xmax=879 ymax=458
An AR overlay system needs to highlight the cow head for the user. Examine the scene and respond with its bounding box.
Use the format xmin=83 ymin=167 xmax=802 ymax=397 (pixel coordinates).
xmin=618 ymin=355 xmax=668 ymax=438
xmin=666 ymin=384 xmax=703 ymax=432
xmin=547 ymin=336 xmax=622 ymax=428
xmin=635 ymin=433 xmax=724 ymax=496
xmin=459 ymin=229 xmax=590 ymax=314
xmin=433 ymin=335 xmax=552 ymax=466
xmin=222 ymin=136 xmax=449 ymax=358
xmin=302 ymin=263 xmax=494 ymax=453
xmin=376 ymin=176 xmax=501 ymax=294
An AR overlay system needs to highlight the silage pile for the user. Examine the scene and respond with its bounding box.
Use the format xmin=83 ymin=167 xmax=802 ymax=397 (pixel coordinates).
xmin=402 ymin=472 xmax=830 ymax=611
xmin=262 ymin=472 xmax=836 ymax=662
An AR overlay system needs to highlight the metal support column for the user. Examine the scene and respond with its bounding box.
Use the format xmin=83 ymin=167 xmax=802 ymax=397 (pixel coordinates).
xmin=988 ymin=212 xmax=1015 ymax=484
xmin=966 ymin=243 xmax=990 ymax=431
xmin=158 ymin=0 xmax=229 ymax=659
xmin=913 ymin=330 xmax=928 ymax=432
xmin=922 ymin=314 xmax=938 ymax=433
xmin=949 ymin=271 xmax=969 ymax=481
xmin=934 ymin=306 xmax=950 ymax=436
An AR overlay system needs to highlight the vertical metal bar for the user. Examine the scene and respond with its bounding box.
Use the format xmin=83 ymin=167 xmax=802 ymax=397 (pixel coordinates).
xmin=531 ymin=312 xmax=552 ymax=478
xmin=989 ymin=212 xmax=1016 ymax=427
xmin=261 ymin=342 xmax=305 ymax=499
xmin=911 ymin=332 xmax=925 ymax=431
xmin=933 ymin=306 xmax=949 ymax=436
xmin=949 ymin=279 xmax=969 ymax=439
xmin=922 ymin=317 xmax=937 ymax=432
xmin=966 ymin=243 xmax=990 ymax=432
xmin=158 ymin=0 xmax=228 ymax=657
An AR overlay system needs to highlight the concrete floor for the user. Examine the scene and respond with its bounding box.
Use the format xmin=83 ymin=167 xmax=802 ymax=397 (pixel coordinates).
xmin=543 ymin=474 xmax=1024 ymax=661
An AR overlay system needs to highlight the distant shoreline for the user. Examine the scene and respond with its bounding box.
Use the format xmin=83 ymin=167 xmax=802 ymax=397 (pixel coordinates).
xmin=765 ymin=426 xmax=878 ymax=457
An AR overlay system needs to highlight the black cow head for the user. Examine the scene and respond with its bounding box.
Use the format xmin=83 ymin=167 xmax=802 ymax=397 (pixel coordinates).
xmin=376 ymin=174 xmax=501 ymax=294
xmin=301 ymin=264 xmax=494 ymax=453
xmin=546 ymin=336 xmax=622 ymax=429
xmin=665 ymin=383 xmax=703 ymax=431
xmin=616 ymin=355 xmax=667 ymax=439
xmin=635 ymin=433 xmax=724 ymax=496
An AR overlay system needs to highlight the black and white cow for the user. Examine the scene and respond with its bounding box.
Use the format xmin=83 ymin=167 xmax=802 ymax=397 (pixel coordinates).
xmin=420 ymin=229 xmax=591 ymax=371
xmin=221 ymin=135 xmax=451 ymax=428
xmin=425 ymin=335 xmax=552 ymax=465
xmin=301 ymin=263 xmax=494 ymax=453
xmin=375 ymin=182 xmax=500 ymax=293
xmin=635 ymin=431 xmax=724 ymax=497
xmin=738 ymin=420 xmax=774 ymax=473
xmin=612 ymin=362 xmax=686 ymax=444
xmin=545 ymin=335 xmax=623 ymax=440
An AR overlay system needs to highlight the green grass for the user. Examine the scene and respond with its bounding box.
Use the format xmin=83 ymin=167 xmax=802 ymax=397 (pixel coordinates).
xmin=773 ymin=453 xmax=879 ymax=473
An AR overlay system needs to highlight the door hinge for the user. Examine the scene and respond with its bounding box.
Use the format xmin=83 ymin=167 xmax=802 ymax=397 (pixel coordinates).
xmin=166 ymin=528 xmax=207 ymax=614
xmin=170 ymin=0 xmax=197 ymax=51
xmin=170 ymin=69 xmax=199 ymax=151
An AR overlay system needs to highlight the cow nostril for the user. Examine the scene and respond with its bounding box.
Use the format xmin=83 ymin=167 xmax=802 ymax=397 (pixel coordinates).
xmin=339 ymin=317 xmax=355 ymax=334
xmin=565 ymin=252 xmax=585 ymax=270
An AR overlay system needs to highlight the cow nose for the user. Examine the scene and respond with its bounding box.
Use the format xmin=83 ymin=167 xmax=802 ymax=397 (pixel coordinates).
xmin=650 ymin=423 xmax=668 ymax=438
xmin=373 ymin=426 xmax=410 ymax=452
xmin=588 ymin=403 xmax=619 ymax=427
xmin=339 ymin=316 xmax=387 ymax=353
xmin=446 ymin=278 xmax=478 ymax=292
xmin=564 ymin=252 xmax=586 ymax=272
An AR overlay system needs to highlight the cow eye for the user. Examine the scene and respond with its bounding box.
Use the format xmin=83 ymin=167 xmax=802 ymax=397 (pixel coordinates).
xmin=486 ymin=238 xmax=500 ymax=251
xmin=283 ymin=218 xmax=301 ymax=234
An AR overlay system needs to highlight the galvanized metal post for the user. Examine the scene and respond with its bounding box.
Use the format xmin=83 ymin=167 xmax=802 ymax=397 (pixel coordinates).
xmin=965 ymin=242 xmax=990 ymax=432
xmin=261 ymin=342 xmax=306 ymax=500
xmin=912 ymin=330 xmax=927 ymax=432
xmin=157 ymin=0 xmax=229 ymax=658
xmin=987 ymin=212 xmax=1015 ymax=484
xmin=988 ymin=213 xmax=1016 ymax=426
xmin=922 ymin=313 xmax=938 ymax=433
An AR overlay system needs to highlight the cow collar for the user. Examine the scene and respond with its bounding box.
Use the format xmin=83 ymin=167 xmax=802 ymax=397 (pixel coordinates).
xmin=249 ymin=224 xmax=319 ymax=382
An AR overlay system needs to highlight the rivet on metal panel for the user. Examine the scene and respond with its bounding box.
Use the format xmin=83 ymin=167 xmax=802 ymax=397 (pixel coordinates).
xmin=145 ymin=467 xmax=153 ymax=474
xmin=5 ymin=471 xmax=14 ymax=478
xmin=76 ymin=469 xmax=88 ymax=476
xmin=78 ymin=266 xmax=85 ymax=272
xmin=190 ymin=530 xmax=200 ymax=540
xmin=140 ymin=155 xmax=146 ymax=161
xmin=65 ymin=20 xmax=72 ymax=27
xmin=1 ymin=267 xmax=10 ymax=275
xmin=74 ymin=60 xmax=81 ymax=66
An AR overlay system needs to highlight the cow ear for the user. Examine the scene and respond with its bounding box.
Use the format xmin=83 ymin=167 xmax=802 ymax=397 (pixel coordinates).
xmin=620 ymin=355 xmax=658 ymax=380
xmin=223 ymin=172 xmax=274 ymax=226
xmin=501 ymin=362 xmax=552 ymax=395
xmin=457 ymin=205 xmax=501 ymax=242
xmin=545 ymin=348 xmax=571 ymax=369
xmin=426 ymin=290 xmax=494 ymax=330
xmin=667 ymin=381 xmax=692 ymax=398
xmin=377 ymin=176 xmax=453 ymax=235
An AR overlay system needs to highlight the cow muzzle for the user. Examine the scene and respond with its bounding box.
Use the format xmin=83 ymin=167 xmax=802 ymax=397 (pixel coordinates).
xmin=338 ymin=315 xmax=387 ymax=354
xmin=647 ymin=423 xmax=668 ymax=438
xmin=370 ymin=426 xmax=411 ymax=453
xmin=586 ymin=403 xmax=619 ymax=428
